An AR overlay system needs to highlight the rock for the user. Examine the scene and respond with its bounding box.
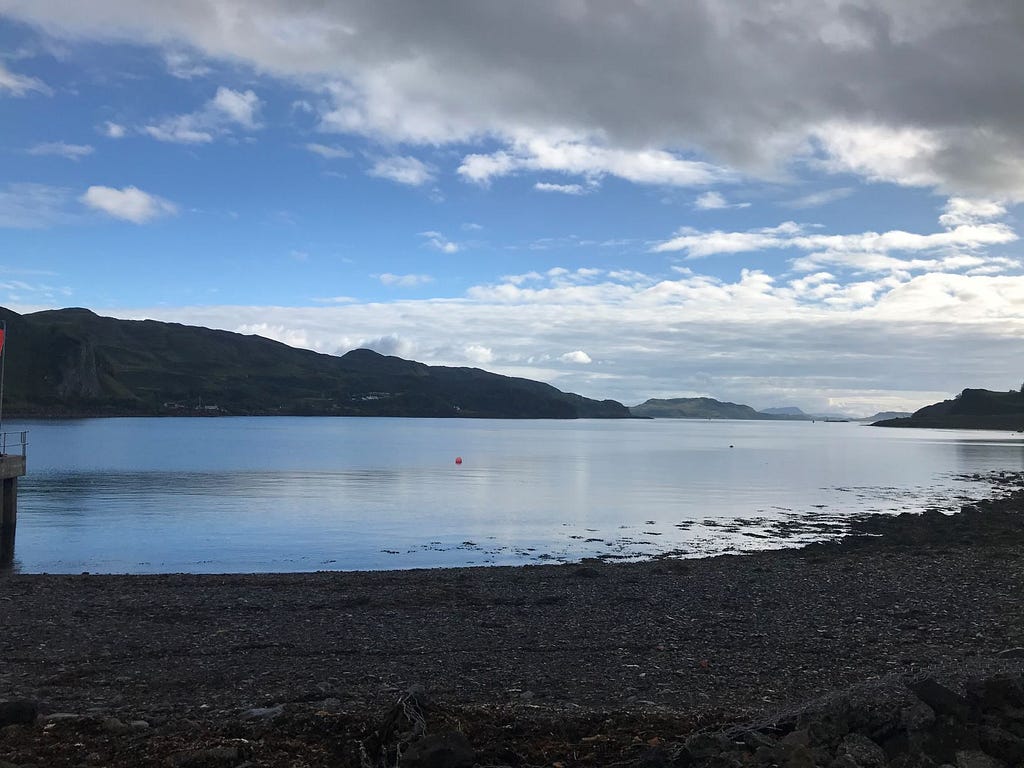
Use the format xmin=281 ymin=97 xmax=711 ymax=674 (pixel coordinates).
xmin=101 ymin=716 xmax=132 ymax=734
xmin=996 ymin=648 xmax=1024 ymax=659
xmin=240 ymin=704 xmax=284 ymax=721
xmin=977 ymin=726 xmax=1024 ymax=765
xmin=0 ymin=699 xmax=37 ymax=727
xmin=130 ymin=720 xmax=151 ymax=730
xmin=900 ymin=700 xmax=937 ymax=732
xmin=976 ymin=675 xmax=1024 ymax=712
xmin=909 ymin=678 xmax=972 ymax=720
xmin=400 ymin=731 xmax=475 ymax=768
xmin=954 ymin=750 xmax=1005 ymax=768
xmin=829 ymin=756 xmax=859 ymax=768
xmin=837 ymin=733 xmax=886 ymax=768
xmin=167 ymin=746 xmax=243 ymax=767
xmin=781 ymin=744 xmax=815 ymax=768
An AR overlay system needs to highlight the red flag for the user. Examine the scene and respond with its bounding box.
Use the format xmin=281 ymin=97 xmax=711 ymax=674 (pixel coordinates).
xmin=0 ymin=328 xmax=5 ymax=354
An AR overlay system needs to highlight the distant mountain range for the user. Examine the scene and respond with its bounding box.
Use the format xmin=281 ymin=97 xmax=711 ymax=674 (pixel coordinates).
xmin=631 ymin=398 xmax=805 ymax=420
xmin=0 ymin=307 xmax=628 ymax=419
xmin=873 ymin=389 xmax=1024 ymax=431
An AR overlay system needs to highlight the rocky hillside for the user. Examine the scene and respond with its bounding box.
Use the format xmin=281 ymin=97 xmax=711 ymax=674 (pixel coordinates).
xmin=0 ymin=307 xmax=629 ymax=419
xmin=631 ymin=397 xmax=803 ymax=420
xmin=873 ymin=388 xmax=1024 ymax=430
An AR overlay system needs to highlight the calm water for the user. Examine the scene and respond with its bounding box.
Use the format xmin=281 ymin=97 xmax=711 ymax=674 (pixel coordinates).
xmin=5 ymin=417 xmax=1024 ymax=573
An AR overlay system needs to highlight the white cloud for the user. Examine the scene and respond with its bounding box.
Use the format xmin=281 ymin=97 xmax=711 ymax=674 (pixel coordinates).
xmin=535 ymin=182 xmax=588 ymax=195
xmin=938 ymin=198 xmax=1007 ymax=228
xmin=459 ymin=137 xmax=728 ymax=188
xmin=654 ymin=205 xmax=1019 ymax=276
xmin=368 ymin=156 xmax=434 ymax=186
xmin=560 ymin=350 xmax=592 ymax=364
xmin=782 ymin=187 xmax=853 ymax=209
xmin=163 ymin=50 xmax=211 ymax=79
xmin=464 ymin=344 xmax=493 ymax=364
xmin=0 ymin=61 xmax=50 ymax=96
xmin=378 ymin=272 xmax=434 ymax=287
xmin=420 ymin=231 xmax=459 ymax=253
xmin=27 ymin=141 xmax=94 ymax=160
xmin=210 ymin=86 xmax=260 ymax=128
xmin=694 ymin=191 xmax=750 ymax=210
xmin=80 ymin=185 xmax=178 ymax=224
xmin=305 ymin=142 xmax=352 ymax=159
xmin=144 ymin=87 xmax=262 ymax=144
xmin=102 ymin=121 xmax=126 ymax=139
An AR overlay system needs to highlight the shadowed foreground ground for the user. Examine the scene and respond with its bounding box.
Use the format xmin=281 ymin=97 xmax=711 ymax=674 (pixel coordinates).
xmin=1 ymin=485 xmax=1023 ymax=766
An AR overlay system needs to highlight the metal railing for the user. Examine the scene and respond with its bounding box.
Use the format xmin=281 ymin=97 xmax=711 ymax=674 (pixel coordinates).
xmin=0 ymin=431 xmax=27 ymax=457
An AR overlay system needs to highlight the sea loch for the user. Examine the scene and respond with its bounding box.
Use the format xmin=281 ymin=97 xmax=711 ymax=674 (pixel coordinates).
xmin=7 ymin=416 xmax=1023 ymax=574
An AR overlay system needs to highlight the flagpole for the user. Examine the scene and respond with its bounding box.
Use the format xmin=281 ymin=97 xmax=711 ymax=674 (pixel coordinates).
xmin=0 ymin=319 xmax=6 ymax=440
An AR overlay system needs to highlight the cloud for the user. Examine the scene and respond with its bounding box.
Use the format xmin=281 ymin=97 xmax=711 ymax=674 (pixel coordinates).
xmin=305 ymin=142 xmax=352 ymax=159
xmin=0 ymin=61 xmax=50 ymax=96
xmin=378 ymin=272 xmax=434 ymax=287
xmin=101 ymin=121 xmax=126 ymax=138
xmin=782 ymin=187 xmax=853 ymax=209
xmin=163 ymin=50 xmax=211 ymax=79
xmin=464 ymin=344 xmax=493 ymax=364
xmin=535 ymin=182 xmax=589 ymax=195
xmin=27 ymin=141 xmax=94 ymax=160
xmin=9 ymin=2 xmax=1024 ymax=195
xmin=420 ymin=231 xmax=459 ymax=253
xmin=459 ymin=137 xmax=728 ymax=187
xmin=80 ymin=185 xmax=178 ymax=224
xmin=143 ymin=86 xmax=262 ymax=143
xmin=0 ymin=183 xmax=73 ymax=228
xmin=694 ymin=191 xmax=750 ymax=210
xmin=560 ymin=350 xmax=592 ymax=364
xmin=368 ymin=155 xmax=434 ymax=186
xmin=653 ymin=205 xmax=1019 ymax=276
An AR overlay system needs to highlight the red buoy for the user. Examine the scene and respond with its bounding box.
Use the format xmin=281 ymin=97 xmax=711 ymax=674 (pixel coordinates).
xmin=455 ymin=456 xmax=463 ymax=465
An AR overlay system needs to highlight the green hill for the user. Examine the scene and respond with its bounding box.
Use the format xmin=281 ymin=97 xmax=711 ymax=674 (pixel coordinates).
xmin=0 ymin=307 xmax=629 ymax=419
xmin=630 ymin=397 xmax=792 ymax=420
xmin=872 ymin=389 xmax=1024 ymax=430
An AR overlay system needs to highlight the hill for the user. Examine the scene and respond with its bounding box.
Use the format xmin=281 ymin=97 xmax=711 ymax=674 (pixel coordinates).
xmin=0 ymin=307 xmax=629 ymax=419
xmin=759 ymin=406 xmax=810 ymax=418
xmin=630 ymin=397 xmax=794 ymax=420
xmin=873 ymin=389 xmax=1024 ymax=430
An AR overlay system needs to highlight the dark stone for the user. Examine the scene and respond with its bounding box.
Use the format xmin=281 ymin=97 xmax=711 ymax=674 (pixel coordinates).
xmin=977 ymin=675 xmax=1024 ymax=712
xmin=953 ymin=750 xmax=1004 ymax=768
xmin=0 ymin=699 xmax=37 ymax=727
xmin=637 ymin=745 xmax=671 ymax=768
xmin=401 ymin=731 xmax=475 ymax=768
xmin=996 ymin=648 xmax=1024 ymax=659
xmin=573 ymin=566 xmax=603 ymax=578
xmin=977 ymin=725 xmax=1024 ymax=765
xmin=909 ymin=678 xmax=972 ymax=720
xmin=838 ymin=733 xmax=886 ymax=768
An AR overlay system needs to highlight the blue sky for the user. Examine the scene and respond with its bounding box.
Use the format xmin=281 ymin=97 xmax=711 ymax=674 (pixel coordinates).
xmin=2 ymin=2 xmax=1023 ymax=414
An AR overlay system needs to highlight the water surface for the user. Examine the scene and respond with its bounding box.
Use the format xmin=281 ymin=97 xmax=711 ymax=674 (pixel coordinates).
xmin=7 ymin=417 xmax=1024 ymax=573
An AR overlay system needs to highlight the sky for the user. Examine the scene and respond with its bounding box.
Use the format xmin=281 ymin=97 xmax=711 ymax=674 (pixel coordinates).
xmin=1 ymin=1 xmax=1023 ymax=415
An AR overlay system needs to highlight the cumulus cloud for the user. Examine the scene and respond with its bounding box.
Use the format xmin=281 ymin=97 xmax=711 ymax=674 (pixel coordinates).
xmin=143 ymin=86 xmax=261 ymax=143
xmin=80 ymin=185 xmax=178 ymax=223
xmin=101 ymin=121 xmax=126 ymax=138
xmin=560 ymin=350 xmax=592 ymax=364
xmin=464 ymin=344 xmax=493 ymax=364
xmin=459 ymin=137 xmax=727 ymax=188
xmin=368 ymin=156 xmax=434 ymax=186
xmin=654 ymin=204 xmax=1019 ymax=276
xmin=27 ymin=141 xmax=94 ymax=160
xmin=6 ymin=2 xmax=1024 ymax=195
xmin=0 ymin=61 xmax=50 ymax=96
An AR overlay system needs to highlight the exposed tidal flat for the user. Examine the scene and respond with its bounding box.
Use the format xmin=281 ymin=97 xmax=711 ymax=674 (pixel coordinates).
xmin=7 ymin=417 xmax=1024 ymax=574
